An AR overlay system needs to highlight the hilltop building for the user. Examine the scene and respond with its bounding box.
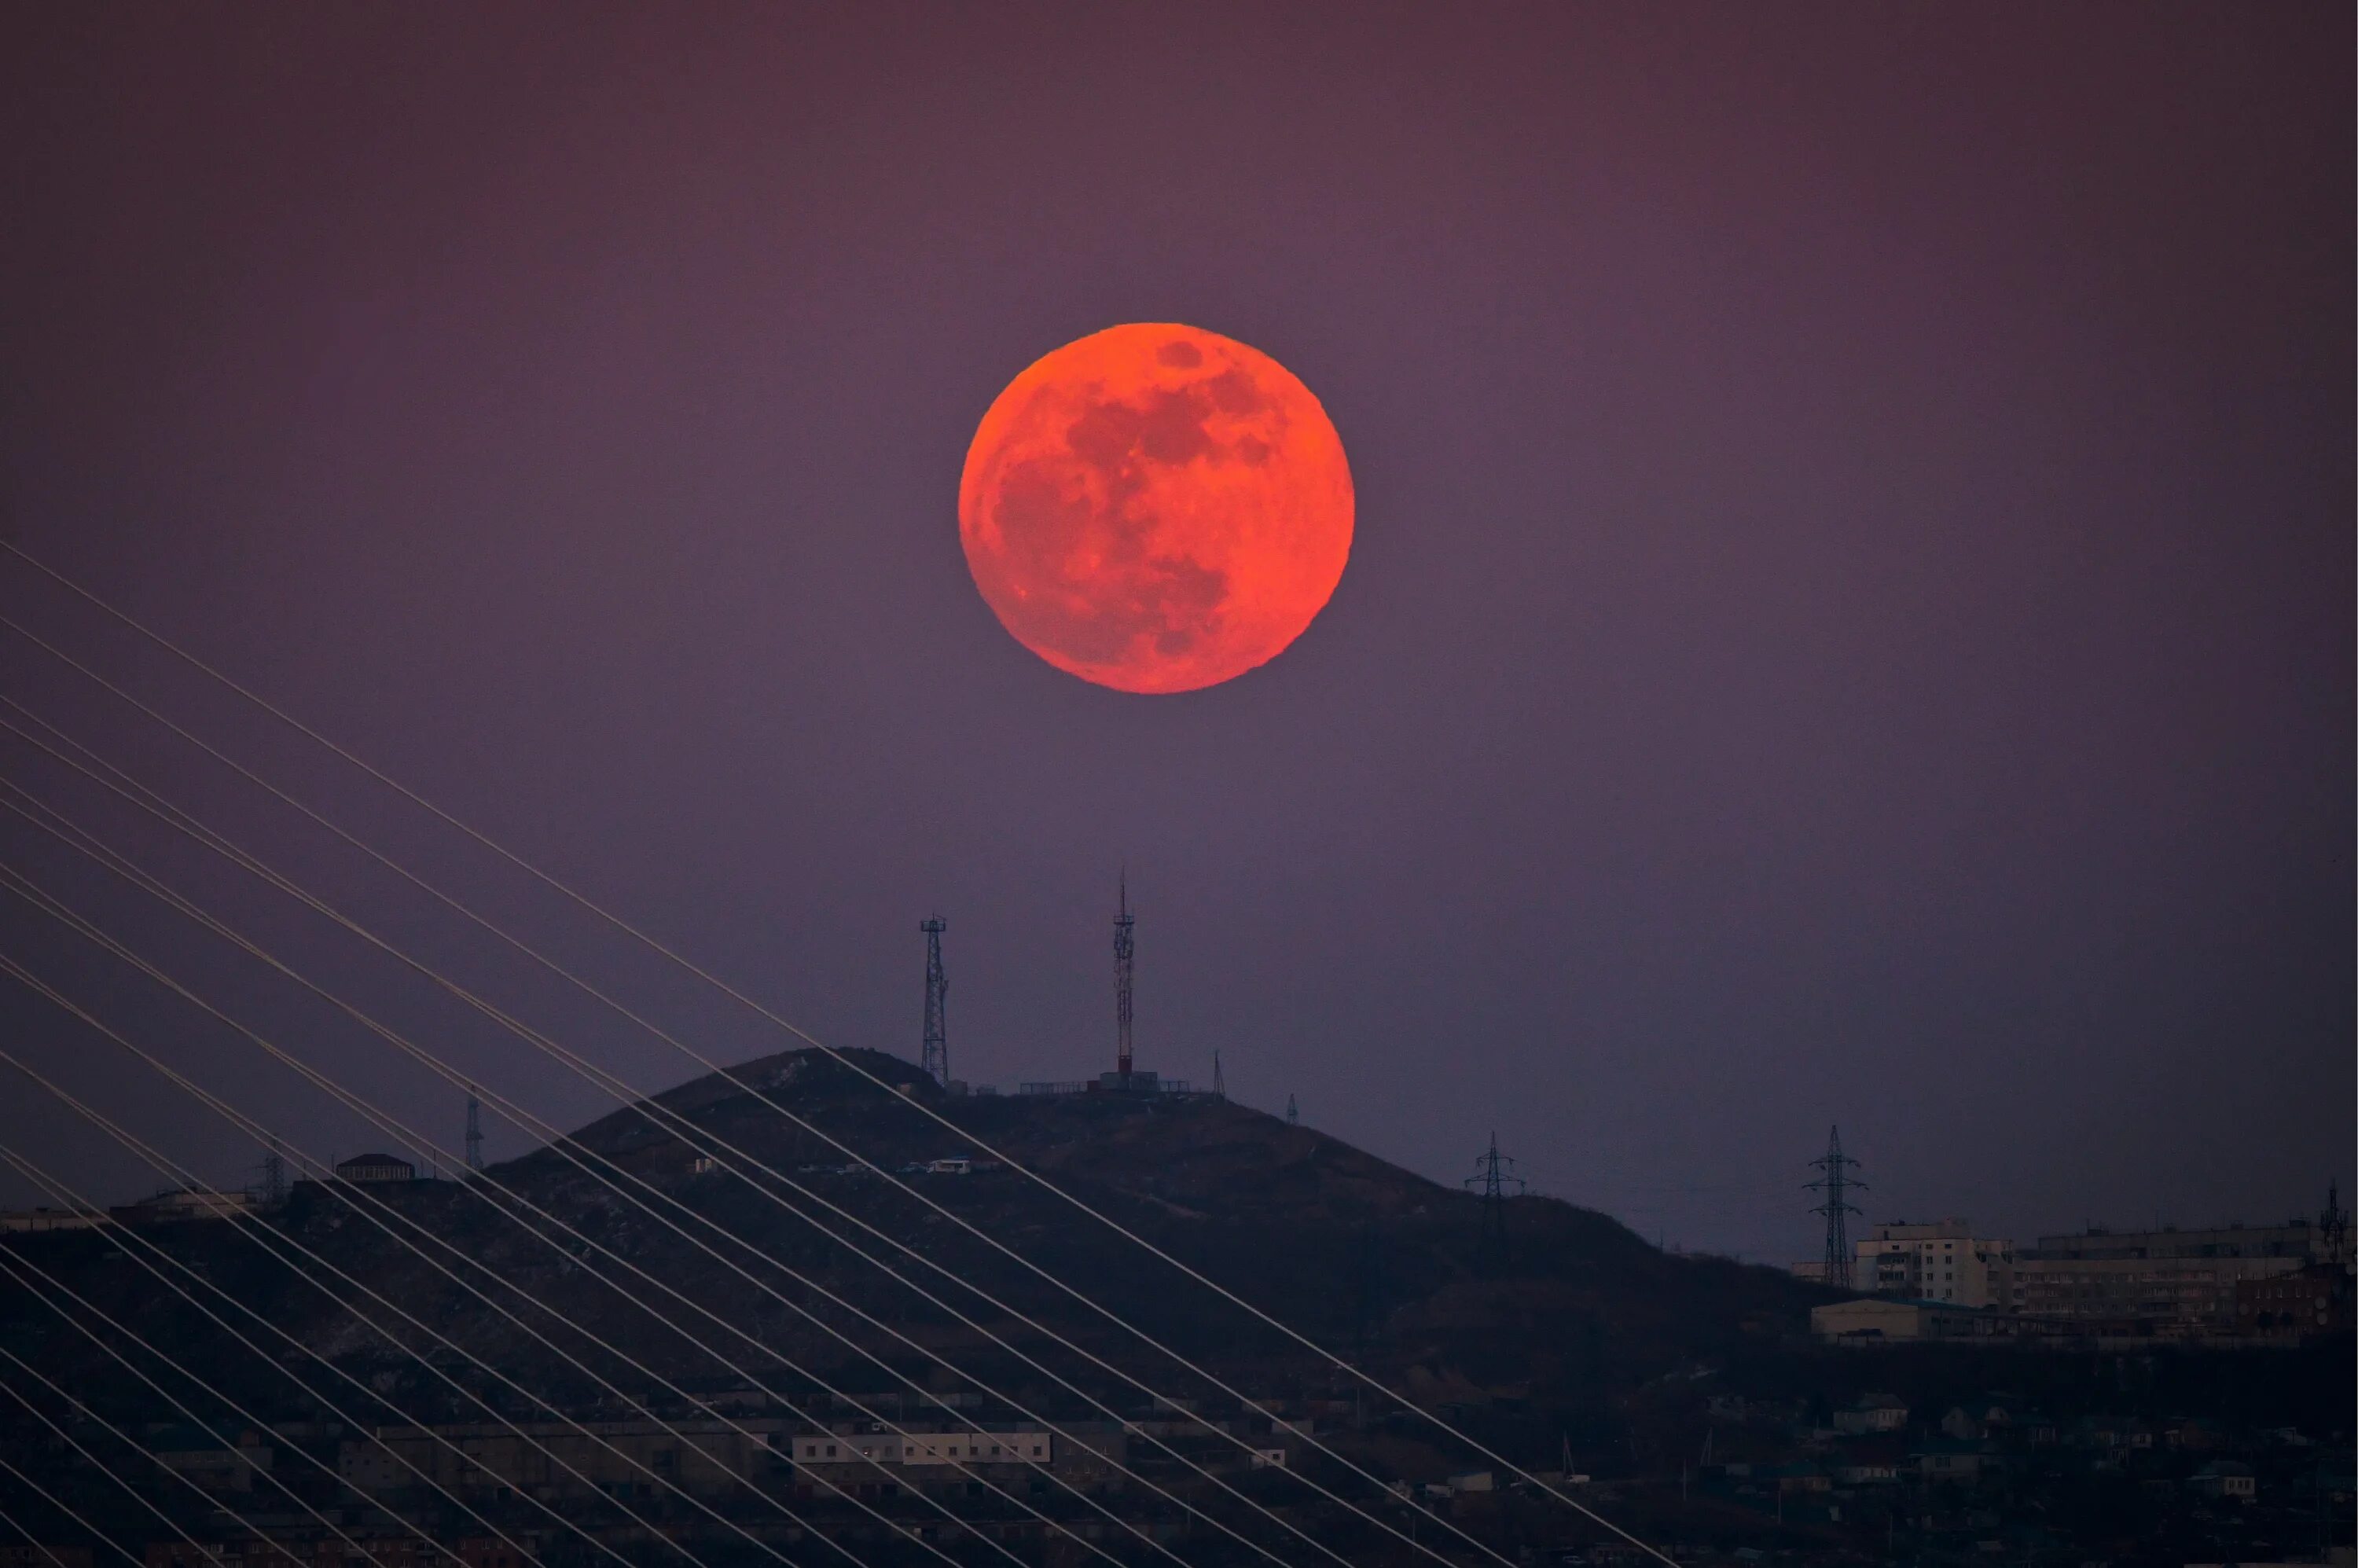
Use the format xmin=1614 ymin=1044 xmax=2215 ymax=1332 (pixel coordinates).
xmin=334 ymin=1152 xmax=417 ymax=1184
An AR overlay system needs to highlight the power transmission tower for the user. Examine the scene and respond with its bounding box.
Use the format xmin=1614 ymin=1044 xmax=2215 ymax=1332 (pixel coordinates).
xmin=1805 ymin=1125 xmax=1866 ymax=1290
xmin=1285 ymin=1093 xmax=1298 ymax=1126
xmin=2321 ymin=1180 xmax=2349 ymax=1269
xmin=1113 ymin=876 xmax=1134 ymax=1081
xmin=1464 ymin=1132 xmax=1525 ymax=1274
xmin=921 ymin=916 xmax=949 ymax=1085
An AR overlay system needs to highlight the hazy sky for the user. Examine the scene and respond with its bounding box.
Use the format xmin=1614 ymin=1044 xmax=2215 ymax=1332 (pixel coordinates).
xmin=3 ymin=3 xmax=2349 ymax=1261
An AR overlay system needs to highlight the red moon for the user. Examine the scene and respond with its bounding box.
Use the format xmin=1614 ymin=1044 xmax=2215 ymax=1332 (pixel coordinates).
xmin=959 ymin=324 xmax=1354 ymax=694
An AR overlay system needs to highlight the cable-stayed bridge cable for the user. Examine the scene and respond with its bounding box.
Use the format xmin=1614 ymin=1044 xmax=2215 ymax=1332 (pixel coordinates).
xmin=0 ymin=1243 xmax=452 ymax=1567
xmin=0 ymin=1103 xmax=788 ymax=1568
xmin=0 ymin=1493 xmax=119 ymax=1568
xmin=0 ymin=948 xmax=1015 ymax=1568
xmin=0 ymin=1070 xmax=677 ymax=1568
xmin=0 ymin=812 xmax=1301 ymax=1568
xmin=0 ymin=1386 xmax=189 ymax=1566
xmin=0 ymin=701 xmax=1500 ymax=1568
xmin=1 ymin=542 xmax=1673 ymax=1565
xmin=0 ymin=718 xmax=1464 ymax=1568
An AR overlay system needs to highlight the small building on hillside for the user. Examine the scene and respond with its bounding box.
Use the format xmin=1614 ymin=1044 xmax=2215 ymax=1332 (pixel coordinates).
xmin=0 ymin=1206 xmax=102 ymax=1233
xmin=1911 ymin=1438 xmax=1992 ymax=1482
xmin=149 ymin=1425 xmax=275 ymax=1493
xmin=1832 ymin=1393 xmax=1908 ymax=1433
xmin=335 ymin=1152 xmax=417 ymax=1184
xmin=2189 ymin=1460 xmax=2256 ymax=1500
xmin=1812 ymin=1298 xmax=1985 ymax=1344
xmin=108 ymin=1188 xmax=255 ymax=1226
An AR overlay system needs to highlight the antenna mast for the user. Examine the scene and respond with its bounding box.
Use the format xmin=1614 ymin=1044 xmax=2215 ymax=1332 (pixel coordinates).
xmin=465 ymin=1089 xmax=483 ymax=1174
xmin=1806 ymin=1125 xmax=1866 ymax=1290
xmin=1114 ymin=876 xmax=1134 ymax=1081
xmin=921 ymin=916 xmax=949 ymax=1085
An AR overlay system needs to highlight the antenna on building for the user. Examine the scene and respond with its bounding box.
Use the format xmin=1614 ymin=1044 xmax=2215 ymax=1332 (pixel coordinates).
xmin=1113 ymin=874 xmax=1135 ymax=1082
xmin=258 ymin=1140 xmax=287 ymax=1208
xmin=1211 ymin=1049 xmax=1225 ymax=1100
xmin=1465 ymin=1132 xmax=1526 ymax=1275
xmin=1806 ymin=1125 xmax=1866 ymax=1291
xmin=2322 ymin=1180 xmax=2350 ymax=1268
xmin=921 ymin=916 xmax=949 ymax=1085
xmin=465 ymin=1088 xmax=483 ymax=1174
xmin=1285 ymin=1092 xmax=1298 ymax=1126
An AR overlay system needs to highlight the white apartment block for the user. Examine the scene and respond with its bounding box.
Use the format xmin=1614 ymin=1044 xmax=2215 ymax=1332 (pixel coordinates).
xmin=1856 ymin=1219 xmax=2015 ymax=1308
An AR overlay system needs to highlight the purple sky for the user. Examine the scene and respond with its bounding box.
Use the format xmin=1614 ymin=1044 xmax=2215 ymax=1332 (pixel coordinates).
xmin=2 ymin=4 xmax=2349 ymax=1261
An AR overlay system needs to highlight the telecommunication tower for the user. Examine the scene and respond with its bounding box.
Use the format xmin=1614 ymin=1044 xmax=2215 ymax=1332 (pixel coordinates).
xmin=1212 ymin=1049 xmax=1225 ymax=1100
xmin=1464 ymin=1132 xmax=1526 ymax=1273
xmin=921 ymin=916 xmax=949 ymax=1085
xmin=1285 ymin=1093 xmax=1298 ymax=1126
xmin=2321 ymin=1180 xmax=2350 ymax=1268
xmin=1113 ymin=876 xmax=1135 ymax=1081
xmin=1805 ymin=1126 xmax=1866 ymax=1290
xmin=465 ymin=1089 xmax=483 ymax=1174
xmin=259 ymin=1140 xmax=287 ymax=1207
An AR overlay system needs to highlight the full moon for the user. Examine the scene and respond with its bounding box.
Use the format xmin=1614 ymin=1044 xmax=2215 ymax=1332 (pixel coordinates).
xmin=958 ymin=323 xmax=1354 ymax=694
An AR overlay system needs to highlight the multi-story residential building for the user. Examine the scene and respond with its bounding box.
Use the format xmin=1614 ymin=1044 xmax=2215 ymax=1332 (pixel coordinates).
xmin=2233 ymin=1263 xmax=2352 ymax=1338
xmin=1857 ymin=1219 xmax=2015 ymax=1308
xmin=2010 ymin=1221 xmax=2319 ymax=1327
xmin=2028 ymin=1221 xmax=2315 ymax=1263
xmin=2007 ymin=1254 xmax=2301 ymax=1326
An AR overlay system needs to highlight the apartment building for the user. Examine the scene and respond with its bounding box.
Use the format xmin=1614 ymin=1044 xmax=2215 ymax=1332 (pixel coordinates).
xmin=1856 ymin=1219 xmax=2015 ymax=1308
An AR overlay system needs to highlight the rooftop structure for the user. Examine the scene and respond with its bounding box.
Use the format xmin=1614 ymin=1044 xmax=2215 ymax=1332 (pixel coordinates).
xmin=334 ymin=1152 xmax=417 ymax=1184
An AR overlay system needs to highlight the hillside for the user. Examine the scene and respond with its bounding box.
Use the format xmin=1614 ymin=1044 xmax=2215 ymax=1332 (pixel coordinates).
xmin=2 ymin=1048 xmax=1825 ymax=1440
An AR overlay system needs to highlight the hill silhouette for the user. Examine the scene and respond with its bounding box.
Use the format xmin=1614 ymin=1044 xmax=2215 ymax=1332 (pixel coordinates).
xmin=3 ymin=1048 xmax=1824 ymax=1443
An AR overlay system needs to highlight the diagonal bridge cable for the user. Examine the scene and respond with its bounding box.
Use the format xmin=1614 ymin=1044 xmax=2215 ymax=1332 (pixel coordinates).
xmin=0 ymin=1489 xmax=133 ymax=1568
xmin=0 ymin=704 xmax=1479 ymax=1568
xmin=0 ymin=655 xmax=1522 ymax=1568
xmin=0 ymin=935 xmax=1060 ymax=1568
xmin=0 ymin=780 xmax=1350 ymax=1568
xmin=0 ymin=1005 xmax=763 ymax=1568
xmin=0 ymin=1237 xmax=468 ymax=1568
xmin=1 ymin=539 xmax=1674 ymax=1566
xmin=0 ymin=1375 xmax=211 ymax=1566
